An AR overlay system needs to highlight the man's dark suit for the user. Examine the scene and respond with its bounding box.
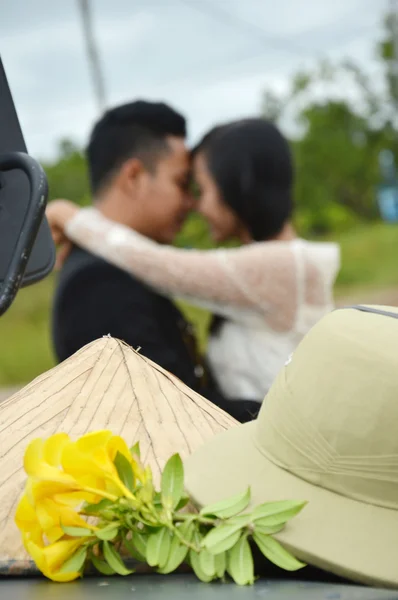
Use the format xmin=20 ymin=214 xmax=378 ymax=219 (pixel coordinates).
xmin=52 ymin=247 xmax=259 ymax=423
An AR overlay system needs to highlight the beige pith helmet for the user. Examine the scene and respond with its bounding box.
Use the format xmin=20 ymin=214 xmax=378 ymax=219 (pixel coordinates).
xmin=0 ymin=337 xmax=237 ymax=575
xmin=184 ymin=306 xmax=398 ymax=589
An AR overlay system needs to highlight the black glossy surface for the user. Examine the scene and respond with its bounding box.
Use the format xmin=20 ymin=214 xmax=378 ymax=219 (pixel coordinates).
xmin=0 ymin=56 xmax=55 ymax=294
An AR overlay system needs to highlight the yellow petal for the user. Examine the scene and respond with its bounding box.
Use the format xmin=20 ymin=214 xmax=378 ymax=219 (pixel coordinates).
xmin=36 ymin=499 xmax=60 ymax=532
xmin=45 ymin=570 xmax=81 ymax=583
xmin=15 ymin=494 xmax=45 ymax=547
xmin=24 ymin=438 xmax=76 ymax=485
xmin=35 ymin=498 xmax=93 ymax=540
xmin=53 ymin=490 xmax=98 ymax=507
xmin=24 ymin=438 xmax=45 ymax=476
xmin=43 ymin=433 xmax=70 ymax=467
xmin=91 ymin=447 xmax=115 ymax=475
xmin=45 ymin=525 xmax=64 ymax=544
xmin=62 ymin=443 xmax=111 ymax=479
xmin=59 ymin=505 xmax=94 ymax=530
xmin=15 ymin=494 xmax=37 ymax=529
xmin=28 ymin=480 xmax=78 ymax=504
xmin=106 ymin=435 xmax=132 ymax=463
xmin=44 ymin=538 xmax=85 ymax=571
xmin=76 ymin=430 xmax=113 ymax=453
xmin=22 ymin=528 xmax=43 ymax=550
xmin=26 ymin=539 xmax=84 ymax=582
xmin=26 ymin=540 xmax=47 ymax=574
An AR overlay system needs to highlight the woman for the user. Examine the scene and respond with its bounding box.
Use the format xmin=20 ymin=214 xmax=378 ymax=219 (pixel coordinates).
xmin=46 ymin=118 xmax=340 ymax=403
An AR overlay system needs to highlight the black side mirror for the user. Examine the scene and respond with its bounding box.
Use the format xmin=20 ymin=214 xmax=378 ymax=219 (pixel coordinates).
xmin=0 ymin=57 xmax=55 ymax=317
xmin=0 ymin=152 xmax=50 ymax=316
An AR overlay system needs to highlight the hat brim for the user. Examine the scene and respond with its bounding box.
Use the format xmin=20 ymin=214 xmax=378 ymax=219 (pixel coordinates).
xmin=184 ymin=423 xmax=398 ymax=589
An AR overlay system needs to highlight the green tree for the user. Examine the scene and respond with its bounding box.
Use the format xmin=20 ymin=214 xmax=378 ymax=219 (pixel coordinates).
xmin=43 ymin=139 xmax=90 ymax=206
xmin=262 ymin=11 xmax=398 ymax=236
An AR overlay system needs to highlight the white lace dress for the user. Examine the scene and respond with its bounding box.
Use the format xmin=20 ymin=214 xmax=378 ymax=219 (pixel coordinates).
xmin=65 ymin=208 xmax=341 ymax=402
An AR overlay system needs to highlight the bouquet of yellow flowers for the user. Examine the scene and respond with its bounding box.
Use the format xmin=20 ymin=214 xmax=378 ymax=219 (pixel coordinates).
xmin=15 ymin=430 xmax=306 ymax=585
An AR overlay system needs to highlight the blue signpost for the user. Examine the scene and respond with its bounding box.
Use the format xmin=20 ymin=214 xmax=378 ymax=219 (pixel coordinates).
xmin=377 ymin=149 xmax=398 ymax=222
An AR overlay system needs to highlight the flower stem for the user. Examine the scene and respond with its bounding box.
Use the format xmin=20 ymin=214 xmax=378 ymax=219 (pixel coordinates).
xmin=83 ymin=486 xmax=118 ymax=502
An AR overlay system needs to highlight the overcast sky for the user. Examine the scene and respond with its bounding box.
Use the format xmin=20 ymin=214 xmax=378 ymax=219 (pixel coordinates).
xmin=1 ymin=0 xmax=388 ymax=161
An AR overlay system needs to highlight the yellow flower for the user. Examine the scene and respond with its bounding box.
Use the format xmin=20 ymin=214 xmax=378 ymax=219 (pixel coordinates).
xmin=17 ymin=430 xmax=148 ymax=581
xmin=23 ymin=431 xmax=139 ymax=501
xmin=15 ymin=493 xmax=43 ymax=549
xmin=24 ymin=435 xmax=76 ymax=486
xmin=61 ymin=431 xmax=141 ymax=499
xmin=16 ymin=486 xmax=96 ymax=546
xmin=26 ymin=478 xmax=98 ymax=508
xmin=26 ymin=538 xmax=87 ymax=582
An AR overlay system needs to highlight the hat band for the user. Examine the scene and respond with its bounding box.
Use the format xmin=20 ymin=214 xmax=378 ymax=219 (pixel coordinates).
xmin=343 ymin=305 xmax=398 ymax=319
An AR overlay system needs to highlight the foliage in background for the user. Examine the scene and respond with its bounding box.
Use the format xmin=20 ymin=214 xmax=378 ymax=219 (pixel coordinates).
xmin=2 ymin=10 xmax=398 ymax=386
xmin=262 ymin=10 xmax=398 ymax=236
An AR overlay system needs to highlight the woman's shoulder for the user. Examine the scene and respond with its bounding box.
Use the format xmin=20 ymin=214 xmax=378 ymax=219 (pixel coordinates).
xmin=226 ymin=238 xmax=340 ymax=283
xmin=242 ymin=238 xmax=339 ymax=264
xmin=296 ymin=239 xmax=341 ymax=273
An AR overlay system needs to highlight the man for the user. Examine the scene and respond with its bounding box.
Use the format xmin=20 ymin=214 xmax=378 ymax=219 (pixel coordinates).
xmin=52 ymin=100 xmax=258 ymax=422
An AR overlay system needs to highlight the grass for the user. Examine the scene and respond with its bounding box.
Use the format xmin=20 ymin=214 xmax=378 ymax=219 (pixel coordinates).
xmin=1 ymin=221 xmax=398 ymax=387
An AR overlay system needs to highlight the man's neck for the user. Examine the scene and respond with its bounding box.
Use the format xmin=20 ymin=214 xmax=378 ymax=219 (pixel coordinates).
xmin=95 ymin=190 xmax=146 ymax=235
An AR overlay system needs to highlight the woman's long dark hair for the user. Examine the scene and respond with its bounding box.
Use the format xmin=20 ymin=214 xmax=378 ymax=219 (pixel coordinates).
xmin=193 ymin=118 xmax=294 ymax=241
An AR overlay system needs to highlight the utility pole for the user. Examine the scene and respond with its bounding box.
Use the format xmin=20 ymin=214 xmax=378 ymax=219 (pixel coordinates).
xmin=77 ymin=0 xmax=107 ymax=114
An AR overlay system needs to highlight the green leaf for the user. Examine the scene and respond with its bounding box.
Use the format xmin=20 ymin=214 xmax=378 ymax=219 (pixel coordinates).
xmin=91 ymin=554 xmax=116 ymax=575
xmin=61 ymin=525 xmax=93 ymax=537
xmin=146 ymin=528 xmax=172 ymax=567
xmin=225 ymin=513 xmax=252 ymax=527
xmin=189 ymin=549 xmax=214 ymax=583
xmin=178 ymin=519 xmax=195 ymax=544
xmin=157 ymin=531 xmax=189 ymax=574
xmin=254 ymin=524 xmax=285 ymax=536
xmin=153 ymin=492 xmax=163 ymax=506
xmin=251 ymin=500 xmax=307 ymax=528
xmin=132 ymin=532 xmax=148 ymax=559
xmin=95 ymin=524 xmax=120 ymax=541
xmin=130 ymin=441 xmax=141 ymax=458
xmin=227 ymin=536 xmax=254 ymax=585
xmin=202 ymin=523 xmax=243 ymax=555
xmin=199 ymin=548 xmax=216 ymax=578
xmin=83 ymin=498 xmax=113 ymax=515
xmin=123 ymin=535 xmax=146 ymax=562
xmin=215 ymin=552 xmax=227 ymax=578
xmin=189 ymin=530 xmax=215 ymax=583
xmin=200 ymin=488 xmax=251 ymax=519
xmin=175 ymin=495 xmax=190 ymax=511
xmin=103 ymin=541 xmax=133 ymax=575
xmin=252 ymin=532 xmax=306 ymax=571
xmin=58 ymin=546 xmax=87 ymax=574
xmin=114 ymin=451 xmax=135 ymax=493
xmin=161 ymin=454 xmax=184 ymax=509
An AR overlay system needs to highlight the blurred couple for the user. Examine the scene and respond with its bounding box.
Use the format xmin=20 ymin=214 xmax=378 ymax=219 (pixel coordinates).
xmin=47 ymin=100 xmax=340 ymax=423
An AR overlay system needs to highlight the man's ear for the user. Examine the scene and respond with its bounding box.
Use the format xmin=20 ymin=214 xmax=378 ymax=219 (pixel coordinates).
xmin=117 ymin=158 xmax=145 ymax=193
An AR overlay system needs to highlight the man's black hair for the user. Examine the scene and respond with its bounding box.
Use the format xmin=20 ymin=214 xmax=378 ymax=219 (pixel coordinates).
xmin=86 ymin=100 xmax=187 ymax=194
xmin=193 ymin=118 xmax=294 ymax=241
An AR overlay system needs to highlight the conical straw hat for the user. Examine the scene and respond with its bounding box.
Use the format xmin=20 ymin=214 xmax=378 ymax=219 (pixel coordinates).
xmin=0 ymin=337 xmax=237 ymax=575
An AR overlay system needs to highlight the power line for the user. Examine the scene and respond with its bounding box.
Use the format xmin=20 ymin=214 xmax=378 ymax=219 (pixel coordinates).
xmin=152 ymin=20 xmax=379 ymax=93
xmin=179 ymin=0 xmax=310 ymax=56
xmin=152 ymin=46 xmax=269 ymax=92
